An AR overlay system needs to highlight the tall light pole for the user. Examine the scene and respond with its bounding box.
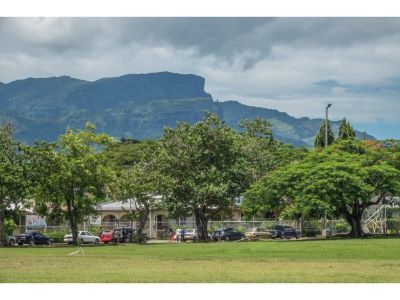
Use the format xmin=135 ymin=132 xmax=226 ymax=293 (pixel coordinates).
xmin=324 ymin=103 xmax=333 ymax=237
xmin=325 ymin=103 xmax=332 ymax=147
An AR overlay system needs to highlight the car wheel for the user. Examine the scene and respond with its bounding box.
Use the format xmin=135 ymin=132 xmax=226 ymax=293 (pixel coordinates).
xmin=46 ymin=240 xmax=52 ymax=245
xmin=281 ymin=233 xmax=285 ymax=239
xmin=95 ymin=239 xmax=99 ymax=245
xmin=9 ymin=239 xmax=15 ymax=246
xmin=225 ymin=236 xmax=230 ymax=241
xmin=29 ymin=240 xmax=35 ymax=246
xmin=80 ymin=238 xmax=84 ymax=244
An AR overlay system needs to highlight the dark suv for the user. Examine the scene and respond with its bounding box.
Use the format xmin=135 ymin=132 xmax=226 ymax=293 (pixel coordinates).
xmin=267 ymin=225 xmax=298 ymax=239
xmin=112 ymin=228 xmax=134 ymax=243
xmin=16 ymin=232 xmax=53 ymax=245
xmin=211 ymin=228 xmax=245 ymax=241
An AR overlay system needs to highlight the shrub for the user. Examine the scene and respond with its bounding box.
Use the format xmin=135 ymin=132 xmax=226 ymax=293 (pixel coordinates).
xmin=335 ymin=220 xmax=350 ymax=233
xmin=88 ymin=225 xmax=103 ymax=236
xmin=236 ymin=225 xmax=246 ymax=233
xmin=261 ymin=220 xmax=277 ymax=229
xmin=46 ymin=231 xmax=67 ymax=243
xmin=387 ymin=218 xmax=400 ymax=234
xmin=208 ymin=223 xmax=220 ymax=234
xmin=302 ymin=228 xmax=320 ymax=237
xmin=4 ymin=219 xmax=17 ymax=236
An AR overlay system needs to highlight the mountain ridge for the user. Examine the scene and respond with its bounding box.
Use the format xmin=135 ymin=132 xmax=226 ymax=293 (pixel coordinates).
xmin=0 ymin=72 xmax=374 ymax=146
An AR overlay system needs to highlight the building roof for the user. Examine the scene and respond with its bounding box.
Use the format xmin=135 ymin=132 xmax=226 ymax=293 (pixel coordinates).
xmin=97 ymin=196 xmax=164 ymax=211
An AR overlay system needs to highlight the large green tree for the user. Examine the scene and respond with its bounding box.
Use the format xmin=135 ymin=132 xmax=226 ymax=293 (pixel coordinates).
xmin=160 ymin=112 xmax=243 ymax=240
xmin=338 ymin=118 xmax=356 ymax=140
xmin=106 ymin=138 xmax=159 ymax=168
xmin=236 ymin=117 xmax=308 ymax=202
xmin=243 ymin=140 xmax=400 ymax=237
xmin=0 ymin=124 xmax=29 ymax=246
xmin=111 ymin=144 xmax=165 ymax=243
xmin=314 ymin=120 xmax=334 ymax=148
xmin=29 ymin=123 xmax=114 ymax=244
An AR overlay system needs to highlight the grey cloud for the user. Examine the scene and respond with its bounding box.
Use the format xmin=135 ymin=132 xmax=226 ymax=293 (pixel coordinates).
xmin=0 ymin=17 xmax=400 ymax=134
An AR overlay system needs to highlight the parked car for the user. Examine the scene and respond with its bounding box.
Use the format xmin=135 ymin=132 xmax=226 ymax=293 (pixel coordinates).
xmin=211 ymin=228 xmax=245 ymax=241
xmin=100 ymin=230 xmax=113 ymax=244
xmin=16 ymin=232 xmax=53 ymax=245
xmin=245 ymin=227 xmax=272 ymax=239
xmin=183 ymin=229 xmax=195 ymax=241
xmin=112 ymin=228 xmax=134 ymax=243
xmin=6 ymin=235 xmax=16 ymax=246
xmin=63 ymin=231 xmax=100 ymax=244
xmin=267 ymin=225 xmax=298 ymax=239
xmin=100 ymin=228 xmax=147 ymax=244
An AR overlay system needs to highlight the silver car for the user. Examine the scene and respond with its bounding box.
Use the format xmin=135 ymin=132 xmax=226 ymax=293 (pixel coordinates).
xmin=63 ymin=231 xmax=100 ymax=244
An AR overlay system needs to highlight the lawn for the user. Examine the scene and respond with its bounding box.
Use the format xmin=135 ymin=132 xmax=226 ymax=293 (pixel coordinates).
xmin=1 ymin=238 xmax=400 ymax=283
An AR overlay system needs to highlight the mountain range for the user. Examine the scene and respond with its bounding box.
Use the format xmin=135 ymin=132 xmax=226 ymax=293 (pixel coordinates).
xmin=0 ymin=72 xmax=374 ymax=147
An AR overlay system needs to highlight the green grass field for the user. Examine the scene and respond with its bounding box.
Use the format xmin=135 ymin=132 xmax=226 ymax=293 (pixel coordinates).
xmin=1 ymin=238 xmax=400 ymax=283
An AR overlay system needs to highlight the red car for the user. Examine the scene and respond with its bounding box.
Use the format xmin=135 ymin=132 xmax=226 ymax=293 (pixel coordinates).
xmin=100 ymin=230 xmax=113 ymax=244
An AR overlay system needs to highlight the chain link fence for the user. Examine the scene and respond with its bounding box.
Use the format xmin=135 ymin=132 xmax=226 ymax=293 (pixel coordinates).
xmin=14 ymin=218 xmax=400 ymax=240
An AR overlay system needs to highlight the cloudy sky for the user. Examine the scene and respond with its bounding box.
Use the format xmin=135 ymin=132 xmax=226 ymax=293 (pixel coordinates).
xmin=0 ymin=17 xmax=399 ymax=139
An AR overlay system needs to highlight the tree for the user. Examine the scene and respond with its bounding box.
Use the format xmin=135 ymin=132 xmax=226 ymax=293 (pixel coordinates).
xmin=236 ymin=117 xmax=308 ymax=195
xmin=160 ymin=112 xmax=242 ymax=241
xmin=0 ymin=124 xmax=29 ymax=246
xmin=106 ymin=139 xmax=159 ymax=168
xmin=29 ymin=123 xmax=114 ymax=244
xmin=338 ymin=118 xmax=356 ymax=140
xmin=111 ymin=144 xmax=165 ymax=243
xmin=243 ymin=140 xmax=400 ymax=237
xmin=314 ymin=120 xmax=334 ymax=148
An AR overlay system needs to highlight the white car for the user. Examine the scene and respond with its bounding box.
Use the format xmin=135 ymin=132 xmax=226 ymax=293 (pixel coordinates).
xmin=63 ymin=231 xmax=100 ymax=244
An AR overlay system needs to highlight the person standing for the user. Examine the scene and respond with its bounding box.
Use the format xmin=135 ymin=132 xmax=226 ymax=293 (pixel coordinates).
xmin=180 ymin=228 xmax=185 ymax=243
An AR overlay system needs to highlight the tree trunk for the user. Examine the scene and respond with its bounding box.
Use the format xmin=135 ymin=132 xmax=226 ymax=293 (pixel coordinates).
xmin=136 ymin=207 xmax=149 ymax=243
xmin=341 ymin=208 xmax=364 ymax=237
xmin=67 ymin=198 xmax=79 ymax=245
xmin=194 ymin=209 xmax=209 ymax=241
xmin=348 ymin=216 xmax=364 ymax=237
xmin=0 ymin=209 xmax=5 ymax=246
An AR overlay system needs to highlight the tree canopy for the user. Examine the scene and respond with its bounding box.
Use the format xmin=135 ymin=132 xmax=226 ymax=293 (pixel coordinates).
xmin=0 ymin=124 xmax=29 ymax=245
xmin=29 ymin=123 xmax=114 ymax=244
xmin=243 ymin=140 xmax=400 ymax=236
xmin=314 ymin=120 xmax=335 ymax=148
xmin=111 ymin=142 xmax=165 ymax=243
xmin=338 ymin=118 xmax=356 ymax=140
xmin=160 ymin=113 xmax=246 ymax=240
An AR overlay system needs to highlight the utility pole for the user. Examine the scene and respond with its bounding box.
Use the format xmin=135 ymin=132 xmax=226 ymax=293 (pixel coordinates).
xmin=325 ymin=103 xmax=332 ymax=147
xmin=325 ymin=103 xmax=334 ymax=237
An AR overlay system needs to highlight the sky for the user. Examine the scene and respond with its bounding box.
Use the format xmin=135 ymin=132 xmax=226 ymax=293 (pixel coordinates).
xmin=0 ymin=17 xmax=399 ymax=139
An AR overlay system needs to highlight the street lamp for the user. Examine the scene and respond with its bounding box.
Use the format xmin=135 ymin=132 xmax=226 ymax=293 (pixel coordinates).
xmin=325 ymin=103 xmax=332 ymax=147
xmin=324 ymin=104 xmax=333 ymax=237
